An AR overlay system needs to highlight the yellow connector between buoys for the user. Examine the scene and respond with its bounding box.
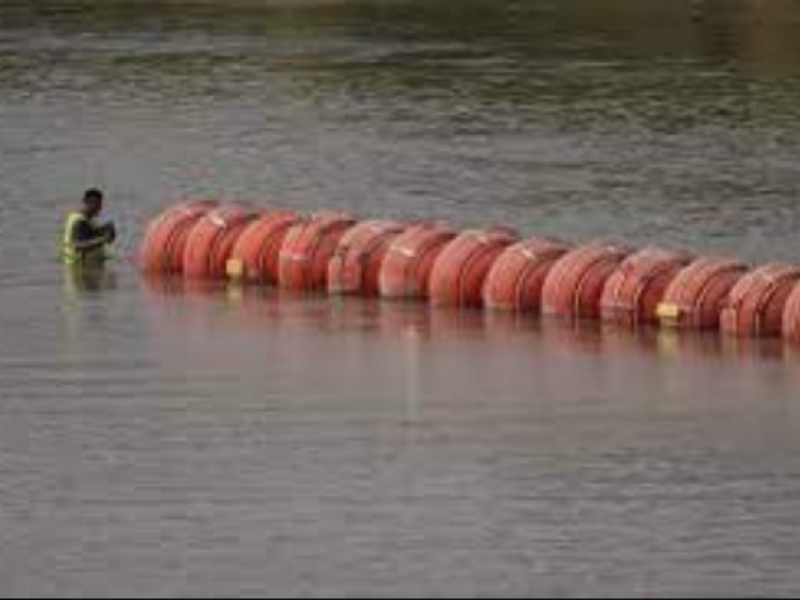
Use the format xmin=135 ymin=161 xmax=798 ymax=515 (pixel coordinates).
xmin=657 ymin=302 xmax=681 ymax=327
xmin=226 ymin=259 xmax=245 ymax=281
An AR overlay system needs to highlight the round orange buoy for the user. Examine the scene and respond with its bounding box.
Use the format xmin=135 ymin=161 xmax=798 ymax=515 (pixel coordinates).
xmin=483 ymin=237 xmax=570 ymax=312
xmin=226 ymin=210 xmax=302 ymax=284
xmin=428 ymin=228 xmax=519 ymax=308
xmin=139 ymin=200 xmax=218 ymax=275
xmin=782 ymin=282 xmax=800 ymax=344
xmin=657 ymin=257 xmax=748 ymax=330
xmin=328 ymin=220 xmax=408 ymax=296
xmin=720 ymin=263 xmax=800 ymax=338
xmin=379 ymin=224 xmax=458 ymax=300
xmin=278 ymin=211 xmax=358 ymax=291
xmin=600 ymin=248 xmax=693 ymax=326
xmin=542 ymin=242 xmax=632 ymax=320
xmin=182 ymin=205 xmax=258 ymax=280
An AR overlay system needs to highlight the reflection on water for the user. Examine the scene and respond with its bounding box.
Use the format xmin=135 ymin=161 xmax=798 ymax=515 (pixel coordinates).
xmin=143 ymin=275 xmax=794 ymax=367
xmin=3 ymin=0 xmax=800 ymax=596
xmin=128 ymin=278 xmax=800 ymax=597
xmin=63 ymin=265 xmax=119 ymax=297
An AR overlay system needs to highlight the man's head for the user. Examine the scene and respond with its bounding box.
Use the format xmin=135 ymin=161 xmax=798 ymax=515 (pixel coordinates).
xmin=82 ymin=188 xmax=104 ymax=219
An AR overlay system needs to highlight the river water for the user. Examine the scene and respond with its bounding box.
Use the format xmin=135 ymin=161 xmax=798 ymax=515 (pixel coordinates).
xmin=2 ymin=0 xmax=800 ymax=597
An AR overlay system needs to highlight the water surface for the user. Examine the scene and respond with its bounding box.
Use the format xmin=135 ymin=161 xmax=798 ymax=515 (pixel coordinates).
xmin=2 ymin=1 xmax=800 ymax=596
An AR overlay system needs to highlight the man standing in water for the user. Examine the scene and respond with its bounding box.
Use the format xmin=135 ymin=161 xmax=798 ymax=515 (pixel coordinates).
xmin=62 ymin=188 xmax=117 ymax=266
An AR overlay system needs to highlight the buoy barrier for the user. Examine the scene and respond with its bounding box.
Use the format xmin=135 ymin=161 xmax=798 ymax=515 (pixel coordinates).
xmin=601 ymin=248 xmax=693 ymax=326
xmin=328 ymin=220 xmax=408 ymax=296
xmin=657 ymin=257 xmax=748 ymax=330
xmin=139 ymin=201 xmax=800 ymax=347
xmin=379 ymin=224 xmax=458 ymax=300
xmin=428 ymin=227 xmax=519 ymax=308
xmin=183 ymin=205 xmax=258 ymax=280
xmin=227 ymin=210 xmax=301 ymax=284
xmin=542 ymin=242 xmax=632 ymax=320
xmin=139 ymin=200 xmax=218 ymax=275
xmin=277 ymin=211 xmax=358 ymax=291
xmin=721 ymin=264 xmax=800 ymax=338
xmin=483 ymin=238 xmax=570 ymax=312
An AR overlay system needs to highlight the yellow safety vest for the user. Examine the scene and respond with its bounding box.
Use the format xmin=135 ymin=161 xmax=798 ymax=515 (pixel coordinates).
xmin=62 ymin=212 xmax=107 ymax=266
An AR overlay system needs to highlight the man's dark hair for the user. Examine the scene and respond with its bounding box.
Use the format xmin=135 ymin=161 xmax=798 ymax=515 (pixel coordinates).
xmin=83 ymin=188 xmax=104 ymax=203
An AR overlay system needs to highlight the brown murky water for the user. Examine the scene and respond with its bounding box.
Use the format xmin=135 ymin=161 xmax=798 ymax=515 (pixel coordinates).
xmin=2 ymin=1 xmax=800 ymax=596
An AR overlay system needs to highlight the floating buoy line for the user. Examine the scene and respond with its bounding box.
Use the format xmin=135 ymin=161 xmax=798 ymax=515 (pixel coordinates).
xmin=139 ymin=201 xmax=800 ymax=345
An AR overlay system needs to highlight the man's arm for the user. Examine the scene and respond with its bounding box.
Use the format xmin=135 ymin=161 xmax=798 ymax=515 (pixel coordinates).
xmin=71 ymin=220 xmax=109 ymax=252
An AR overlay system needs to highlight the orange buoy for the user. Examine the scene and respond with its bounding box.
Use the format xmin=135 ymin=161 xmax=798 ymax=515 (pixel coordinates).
xmin=782 ymin=282 xmax=800 ymax=344
xmin=542 ymin=242 xmax=632 ymax=320
xmin=139 ymin=200 xmax=218 ymax=275
xmin=226 ymin=210 xmax=302 ymax=284
xmin=600 ymin=248 xmax=693 ymax=326
xmin=657 ymin=257 xmax=748 ymax=330
xmin=483 ymin=237 xmax=570 ymax=312
xmin=428 ymin=228 xmax=519 ymax=308
xmin=720 ymin=264 xmax=800 ymax=338
xmin=379 ymin=224 xmax=459 ymax=300
xmin=328 ymin=220 xmax=408 ymax=296
xmin=182 ymin=205 xmax=258 ymax=280
xmin=278 ymin=211 xmax=358 ymax=291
